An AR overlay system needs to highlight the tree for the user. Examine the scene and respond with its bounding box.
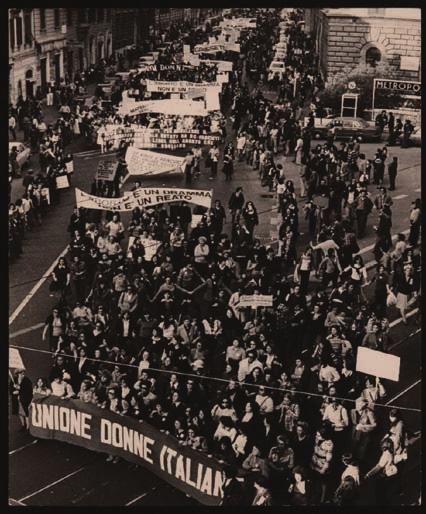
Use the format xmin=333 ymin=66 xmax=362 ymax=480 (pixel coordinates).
xmin=318 ymin=62 xmax=404 ymax=118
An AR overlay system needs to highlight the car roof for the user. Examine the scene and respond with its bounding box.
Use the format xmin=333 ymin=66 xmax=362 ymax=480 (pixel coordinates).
xmin=9 ymin=142 xmax=23 ymax=148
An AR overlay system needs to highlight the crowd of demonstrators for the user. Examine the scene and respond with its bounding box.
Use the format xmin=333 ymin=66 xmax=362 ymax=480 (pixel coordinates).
xmin=10 ymin=8 xmax=421 ymax=507
xmin=8 ymin=55 xmax=126 ymax=262
xmin=24 ymin=170 xmax=420 ymax=505
xmin=8 ymin=114 xmax=75 ymax=261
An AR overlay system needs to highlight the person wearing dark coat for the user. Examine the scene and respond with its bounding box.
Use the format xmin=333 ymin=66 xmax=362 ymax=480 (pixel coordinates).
xmin=10 ymin=369 xmax=33 ymax=431
xmin=228 ymin=187 xmax=245 ymax=224
xmin=220 ymin=465 xmax=246 ymax=505
xmin=387 ymin=156 xmax=398 ymax=191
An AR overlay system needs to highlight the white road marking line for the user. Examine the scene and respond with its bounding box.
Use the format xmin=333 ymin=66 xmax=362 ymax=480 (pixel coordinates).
xmin=9 ymin=498 xmax=27 ymax=506
xmin=385 ymin=379 xmax=421 ymax=405
xmin=389 ymin=306 xmax=418 ymax=328
xmin=393 ymin=194 xmax=408 ymax=200
xmin=9 ymin=246 xmax=68 ymax=326
xmin=125 ymin=487 xmax=157 ymax=506
xmin=9 ymin=440 xmax=37 ymax=455
xmin=388 ymin=327 xmax=421 ymax=351
xmin=357 ymin=229 xmax=410 ymax=256
xmin=74 ymin=149 xmax=100 ymax=156
xmin=414 ymin=188 xmax=421 ymax=193
xmin=9 ymin=323 xmax=45 ymax=339
xmin=18 ymin=467 xmax=85 ymax=502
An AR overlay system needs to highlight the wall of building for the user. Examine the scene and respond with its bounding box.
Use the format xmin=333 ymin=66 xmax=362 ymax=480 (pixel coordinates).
xmin=325 ymin=13 xmax=421 ymax=83
xmin=305 ymin=8 xmax=421 ymax=85
xmin=64 ymin=8 xmax=113 ymax=77
xmin=112 ymin=9 xmax=137 ymax=52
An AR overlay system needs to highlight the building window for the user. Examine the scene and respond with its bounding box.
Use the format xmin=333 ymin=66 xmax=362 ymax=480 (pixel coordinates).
xmin=9 ymin=18 xmax=15 ymax=49
xmin=67 ymin=8 xmax=73 ymax=26
xmin=365 ymin=46 xmax=381 ymax=67
xmin=88 ymin=8 xmax=96 ymax=23
xmin=78 ymin=9 xmax=87 ymax=24
xmin=54 ymin=8 xmax=60 ymax=28
xmin=368 ymin=8 xmax=385 ymax=16
xmin=97 ymin=8 xmax=104 ymax=22
xmin=39 ymin=8 xmax=46 ymax=30
xmin=16 ymin=16 xmax=23 ymax=47
xmin=24 ymin=11 xmax=32 ymax=46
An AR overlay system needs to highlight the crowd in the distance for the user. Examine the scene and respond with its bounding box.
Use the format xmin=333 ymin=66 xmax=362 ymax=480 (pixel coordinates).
xmin=10 ymin=8 xmax=421 ymax=507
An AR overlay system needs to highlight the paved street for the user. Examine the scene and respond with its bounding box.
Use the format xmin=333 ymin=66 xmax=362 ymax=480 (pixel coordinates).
xmin=9 ymin=127 xmax=421 ymax=507
xmin=9 ymin=7 xmax=421 ymax=508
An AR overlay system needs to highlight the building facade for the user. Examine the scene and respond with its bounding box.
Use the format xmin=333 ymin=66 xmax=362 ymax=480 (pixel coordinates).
xmin=9 ymin=8 xmax=67 ymax=103
xmin=112 ymin=9 xmax=138 ymax=56
xmin=305 ymin=8 xmax=421 ymax=84
xmin=64 ymin=8 xmax=113 ymax=79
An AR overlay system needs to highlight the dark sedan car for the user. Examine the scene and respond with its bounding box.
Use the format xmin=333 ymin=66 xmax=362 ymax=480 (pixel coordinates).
xmin=326 ymin=117 xmax=382 ymax=142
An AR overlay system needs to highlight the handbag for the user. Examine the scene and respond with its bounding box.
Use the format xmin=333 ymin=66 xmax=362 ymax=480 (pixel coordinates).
xmin=386 ymin=291 xmax=397 ymax=307
xmin=384 ymin=462 xmax=398 ymax=477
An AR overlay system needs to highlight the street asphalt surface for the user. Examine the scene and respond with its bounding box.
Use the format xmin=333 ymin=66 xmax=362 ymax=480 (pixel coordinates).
xmin=8 ymin=74 xmax=421 ymax=505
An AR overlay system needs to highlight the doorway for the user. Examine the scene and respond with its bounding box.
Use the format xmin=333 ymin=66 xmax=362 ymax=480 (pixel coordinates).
xmin=40 ymin=57 xmax=47 ymax=92
xmin=54 ymin=53 xmax=61 ymax=84
xmin=25 ymin=69 xmax=34 ymax=98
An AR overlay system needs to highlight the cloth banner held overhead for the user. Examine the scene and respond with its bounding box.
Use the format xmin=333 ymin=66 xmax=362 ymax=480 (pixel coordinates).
xmin=356 ymin=347 xmax=401 ymax=382
xmin=118 ymin=99 xmax=208 ymax=117
xmin=75 ymin=187 xmax=212 ymax=211
xmin=146 ymin=80 xmax=222 ymax=94
xmin=100 ymin=125 xmax=221 ymax=149
xmin=29 ymin=395 xmax=224 ymax=505
xmin=199 ymin=59 xmax=233 ymax=72
xmin=219 ymin=18 xmax=257 ymax=28
xmin=137 ymin=63 xmax=193 ymax=72
xmin=125 ymin=146 xmax=185 ymax=176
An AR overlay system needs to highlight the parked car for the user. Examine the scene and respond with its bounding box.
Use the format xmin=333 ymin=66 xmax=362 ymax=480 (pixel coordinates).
xmin=274 ymin=51 xmax=286 ymax=60
xmin=303 ymin=116 xmax=336 ymax=139
xmin=398 ymin=126 xmax=421 ymax=147
xmin=326 ymin=117 xmax=382 ymax=142
xmin=9 ymin=142 xmax=31 ymax=170
xmin=268 ymin=61 xmax=286 ymax=80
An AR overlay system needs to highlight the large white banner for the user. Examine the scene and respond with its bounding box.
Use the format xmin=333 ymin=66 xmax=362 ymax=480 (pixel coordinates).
xmin=194 ymin=42 xmax=240 ymax=54
xmin=118 ymin=99 xmax=208 ymax=117
xmin=75 ymin=187 xmax=213 ymax=211
xmin=125 ymin=146 xmax=185 ymax=176
xmin=219 ymin=18 xmax=257 ymax=28
xmin=146 ymin=80 xmax=221 ymax=94
xmin=200 ymin=59 xmax=233 ymax=72
xmin=194 ymin=43 xmax=225 ymax=54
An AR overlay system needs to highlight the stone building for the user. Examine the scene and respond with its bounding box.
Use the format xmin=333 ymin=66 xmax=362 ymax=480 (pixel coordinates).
xmin=305 ymin=8 xmax=421 ymax=84
xmin=64 ymin=8 xmax=113 ymax=79
xmin=9 ymin=8 xmax=67 ymax=103
xmin=112 ymin=9 xmax=138 ymax=56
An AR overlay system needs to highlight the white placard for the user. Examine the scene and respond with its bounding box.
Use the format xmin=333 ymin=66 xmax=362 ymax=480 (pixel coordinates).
xmin=9 ymin=348 xmax=25 ymax=370
xmin=238 ymin=294 xmax=273 ymax=309
xmin=191 ymin=214 xmax=203 ymax=228
xmin=55 ymin=175 xmax=70 ymax=189
xmin=356 ymin=347 xmax=400 ymax=382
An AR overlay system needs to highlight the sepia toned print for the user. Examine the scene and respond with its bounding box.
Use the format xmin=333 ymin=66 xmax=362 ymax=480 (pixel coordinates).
xmin=9 ymin=7 xmax=421 ymax=507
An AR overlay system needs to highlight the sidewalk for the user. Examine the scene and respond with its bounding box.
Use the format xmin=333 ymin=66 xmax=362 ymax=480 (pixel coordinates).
xmin=10 ymin=83 xmax=98 ymax=203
